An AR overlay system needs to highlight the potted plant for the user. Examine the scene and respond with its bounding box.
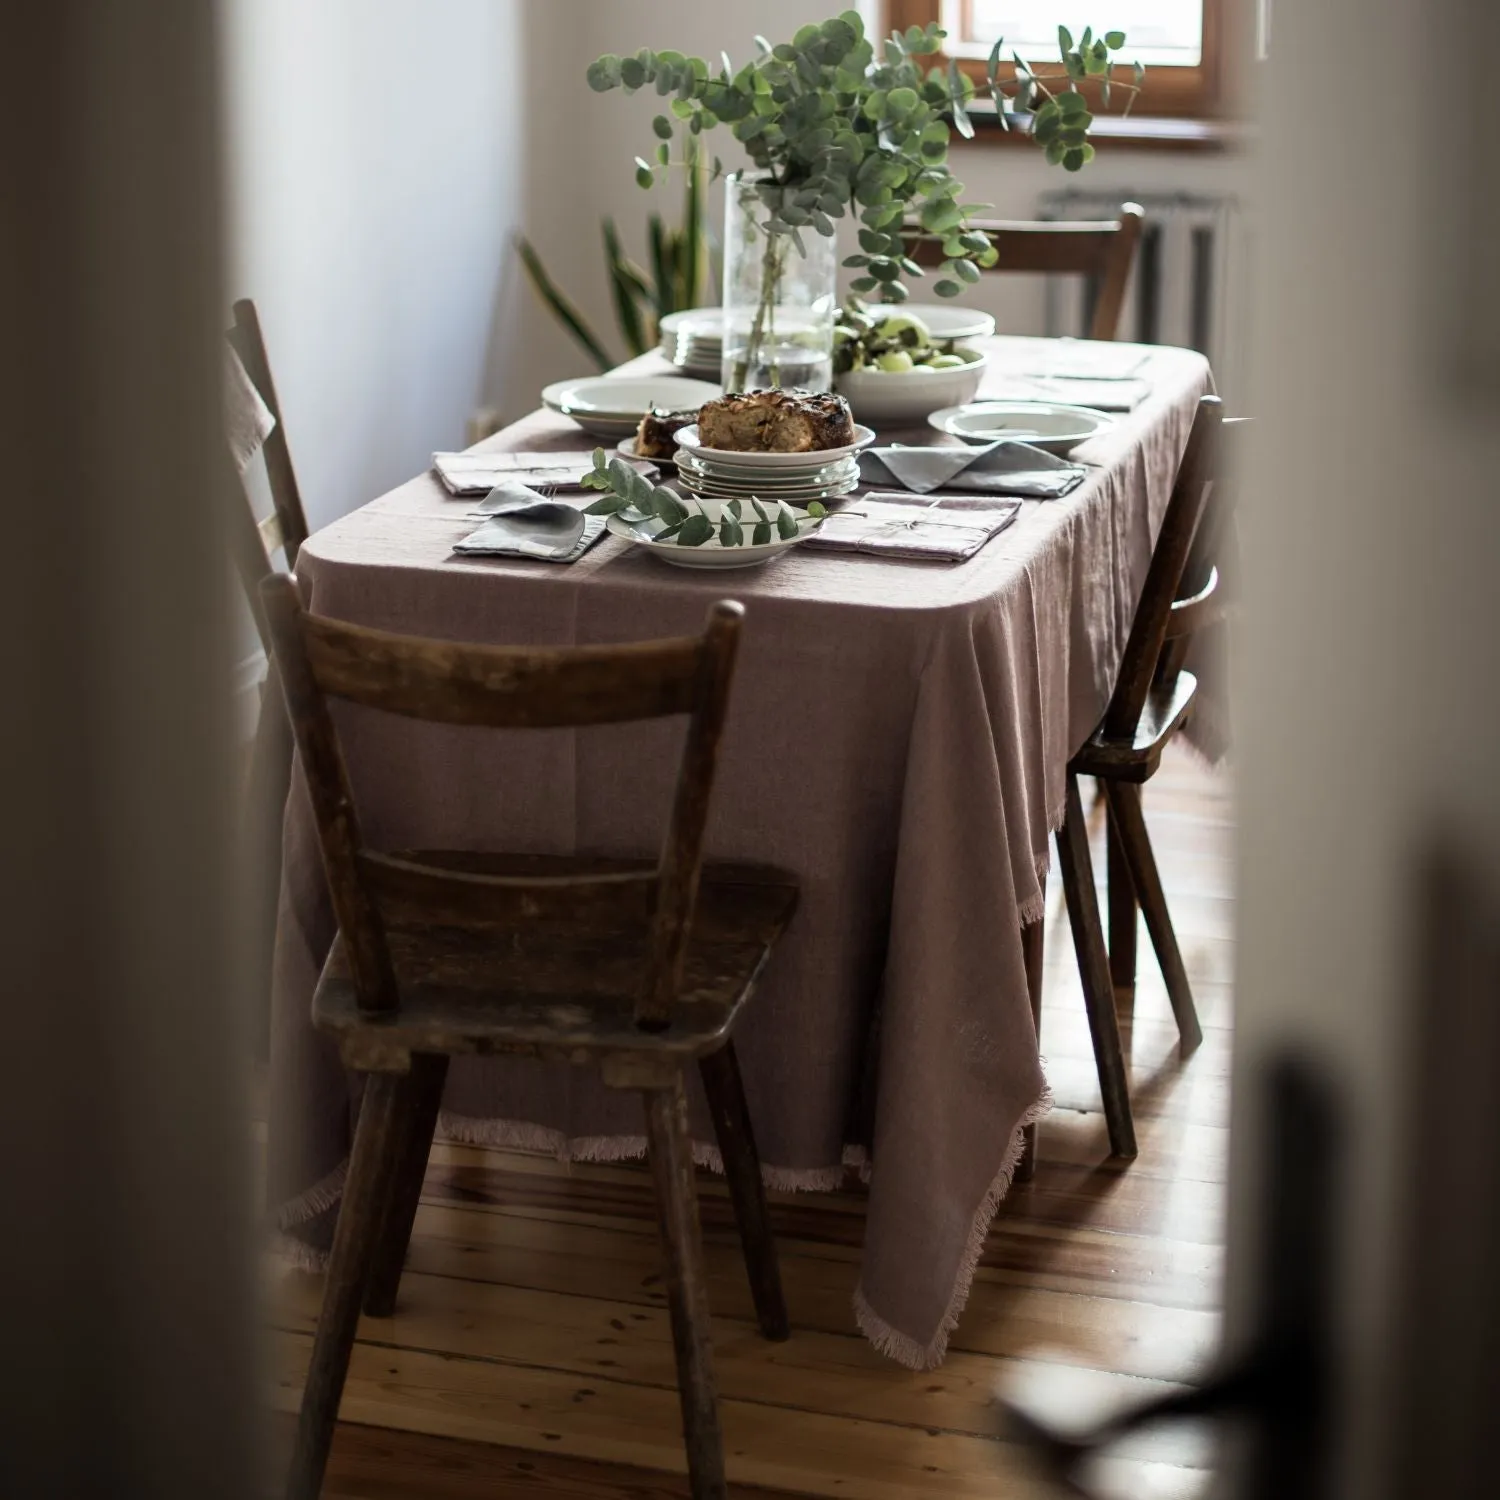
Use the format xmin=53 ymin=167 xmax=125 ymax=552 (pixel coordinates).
xmin=587 ymin=12 xmax=1141 ymax=391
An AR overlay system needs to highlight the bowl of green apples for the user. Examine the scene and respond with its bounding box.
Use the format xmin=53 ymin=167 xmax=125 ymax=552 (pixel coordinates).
xmin=831 ymin=303 xmax=989 ymax=427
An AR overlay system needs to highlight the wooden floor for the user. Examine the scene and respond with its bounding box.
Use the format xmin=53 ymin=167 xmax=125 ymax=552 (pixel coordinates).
xmin=267 ymin=745 xmax=1233 ymax=1499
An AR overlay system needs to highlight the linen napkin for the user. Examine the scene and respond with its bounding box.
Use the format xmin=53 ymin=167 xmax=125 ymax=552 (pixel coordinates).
xmin=451 ymin=484 xmax=604 ymax=563
xmin=433 ymin=450 xmax=656 ymax=496
xmin=977 ymin=375 xmax=1150 ymax=412
xmin=804 ymin=498 xmax=1020 ymax=562
xmin=223 ymin=345 xmax=275 ymax=474
xmin=860 ymin=439 xmax=1085 ymax=498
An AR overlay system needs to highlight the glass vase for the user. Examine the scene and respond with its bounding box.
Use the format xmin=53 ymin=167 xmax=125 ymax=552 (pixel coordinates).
xmin=720 ymin=172 xmax=836 ymax=394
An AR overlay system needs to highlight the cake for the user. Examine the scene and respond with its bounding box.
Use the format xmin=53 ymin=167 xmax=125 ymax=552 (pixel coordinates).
xmin=635 ymin=407 xmax=700 ymax=460
xmin=696 ymin=390 xmax=855 ymax=453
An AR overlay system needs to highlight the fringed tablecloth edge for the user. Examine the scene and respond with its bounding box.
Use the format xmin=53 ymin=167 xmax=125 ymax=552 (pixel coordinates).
xmin=850 ymin=1084 xmax=1054 ymax=1372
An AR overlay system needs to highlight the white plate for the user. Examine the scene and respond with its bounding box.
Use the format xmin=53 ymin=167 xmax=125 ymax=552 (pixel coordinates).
xmin=542 ymin=376 xmax=719 ymax=434
xmin=674 ymin=423 xmax=876 ymax=470
xmin=658 ymin=309 xmax=725 ymax=341
xmin=902 ymin=304 xmax=997 ymax=343
xmin=676 ymin=453 xmax=859 ymax=487
xmin=606 ymin=500 xmax=822 ymax=569
xmin=679 ymin=473 xmax=860 ymax=505
xmin=616 ymin=436 xmax=679 ymax=470
xmin=927 ymin=400 xmax=1114 ymax=454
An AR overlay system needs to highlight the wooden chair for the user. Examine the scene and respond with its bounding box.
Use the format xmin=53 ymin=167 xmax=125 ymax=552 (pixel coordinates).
xmin=225 ymin=298 xmax=312 ymax=1042
xmin=907 ymin=203 xmax=1145 ymax=341
xmin=260 ymin=580 xmax=797 ymax=1500
xmin=227 ymin=297 xmax=309 ymax=588
xmin=1051 ymin=395 xmax=1240 ymax=1158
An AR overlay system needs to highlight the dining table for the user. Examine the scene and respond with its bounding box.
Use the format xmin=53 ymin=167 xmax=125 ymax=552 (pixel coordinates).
xmin=266 ymin=333 xmax=1216 ymax=1371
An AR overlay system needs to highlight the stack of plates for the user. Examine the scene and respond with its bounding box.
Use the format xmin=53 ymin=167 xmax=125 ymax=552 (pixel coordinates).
xmin=657 ymin=309 xmax=724 ymax=380
xmin=672 ymin=423 xmax=876 ymax=506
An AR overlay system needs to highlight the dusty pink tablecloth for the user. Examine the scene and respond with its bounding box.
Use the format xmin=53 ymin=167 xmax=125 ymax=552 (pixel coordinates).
xmin=268 ymin=336 xmax=1213 ymax=1369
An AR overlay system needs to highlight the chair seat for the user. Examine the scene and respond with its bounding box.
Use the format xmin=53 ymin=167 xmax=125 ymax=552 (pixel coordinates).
xmin=312 ymin=855 xmax=798 ymax=1070
xmin=1071 ymin=671 xmax=1198 ymax=784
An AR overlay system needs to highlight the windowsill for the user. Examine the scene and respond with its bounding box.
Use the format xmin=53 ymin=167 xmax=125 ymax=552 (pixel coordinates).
xmin=960 ymin=103 xmax=1248 ymax=154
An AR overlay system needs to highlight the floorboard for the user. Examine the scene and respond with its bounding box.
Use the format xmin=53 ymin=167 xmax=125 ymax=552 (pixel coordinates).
xmin=266 ymin=749 xmax=1232 ymax=1499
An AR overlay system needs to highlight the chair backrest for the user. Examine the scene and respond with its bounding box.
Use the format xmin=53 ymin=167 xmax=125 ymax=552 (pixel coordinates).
xmin=228 ymin=298 xmax=309 ymax=564
xmin=1102 ymin=394 xmax=1241 ymax=742
xmin=259 ymin=574 xmax=745 ymax=1031
xmin=908 ymin=203 xmax=1144 ymax=341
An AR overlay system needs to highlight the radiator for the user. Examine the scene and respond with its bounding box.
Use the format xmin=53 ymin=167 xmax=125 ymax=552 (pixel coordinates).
xmin=1037 ymin=189 xmax=1247 ymax=391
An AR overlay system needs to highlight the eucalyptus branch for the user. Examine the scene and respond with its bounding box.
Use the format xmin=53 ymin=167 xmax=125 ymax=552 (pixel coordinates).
xmin=587 ymin=13 xmax=1144 ymax=305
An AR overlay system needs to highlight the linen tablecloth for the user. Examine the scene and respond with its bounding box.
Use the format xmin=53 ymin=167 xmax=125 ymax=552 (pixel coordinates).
xmin=268 ymin=336 xmax=1214 ymax=1369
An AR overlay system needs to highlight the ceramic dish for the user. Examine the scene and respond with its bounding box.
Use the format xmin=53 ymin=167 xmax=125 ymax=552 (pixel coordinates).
xmin=615 ymin=436 xmax=679 ymax=470
xmin=835 ymin=348 xmax=988 ymax=426
xmin=606 ymin=499 xmax=822 ymax=569
xmin=673 ymin=423 xmax=876 ymax=470
xmin=901 ymin=304 xmax=997 ymax=343
xmin=926 ymin=400 xmax=1115 ymax=454
xmin=675 ymin=452 xmax=859 ymax=488
xmin=542 ymin=376 xmax=720 ymax=439
xmin=677 ymin=473 xmax=861 ymax=505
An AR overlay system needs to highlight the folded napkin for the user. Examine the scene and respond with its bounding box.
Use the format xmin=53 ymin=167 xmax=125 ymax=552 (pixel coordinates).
xmin=978 ymin=375 xmax=1150 ymax=412
xmin=804 ymin=498 xmax=1020 ymax=562
xmin=1006 ymin=341 xmax=1150 ymax=380
xmin=860 ymin=439 xmax=1085 ymax=499
xmin=434 ymin=450 xmax=656 ymax=497
xmin=451 ymin=484 xmax=604 ymax=563
xmin=223 ymin=345 xmax=275 ymax=474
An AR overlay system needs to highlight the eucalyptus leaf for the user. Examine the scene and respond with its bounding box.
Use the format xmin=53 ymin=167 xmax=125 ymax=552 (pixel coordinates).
xmin=677 ymin=514 xmax=714 ymax=547
xmin=775 ymin=504 xmax=798 ymax=541
xmin=752 ymin=521 xmax=773 ymax=546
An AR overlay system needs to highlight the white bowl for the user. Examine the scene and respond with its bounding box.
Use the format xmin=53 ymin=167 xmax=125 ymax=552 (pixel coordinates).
xmin=834 ymin=349 xmax=988 ymax=427
xmin=901 ymin=304 xmax=996 ymax=342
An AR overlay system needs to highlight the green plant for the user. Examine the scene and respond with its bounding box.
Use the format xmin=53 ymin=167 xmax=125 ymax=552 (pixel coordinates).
xmin=579 ymin=447 xmax=825 ymax=547
xmin=518 ymin=138 xmax=711 ymax=371
xmin=587 ymin=13 xmax=1141 ymax=384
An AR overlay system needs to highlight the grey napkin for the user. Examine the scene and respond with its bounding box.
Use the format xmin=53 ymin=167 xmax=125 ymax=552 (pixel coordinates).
xmin=434 ymin=450 xmax=656 ymax=496
xmin=452 ymin=484 xmax=603 ymax=563
xmin=223 ymin=345 xmax=275 ymax=474
xmin=859 ymin=439 xmax=1085 ymax=499
xmin=804 ymin=499 xmax=1021 ymax=562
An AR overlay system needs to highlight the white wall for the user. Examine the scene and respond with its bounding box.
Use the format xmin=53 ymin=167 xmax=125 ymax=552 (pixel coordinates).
xmin=222 ymin=0 xmax=528 ymax=534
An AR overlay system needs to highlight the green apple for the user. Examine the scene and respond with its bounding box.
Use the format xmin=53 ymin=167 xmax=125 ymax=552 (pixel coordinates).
xmin=876 ymin=312 xmax=932 ymax=348
xmin=876 ymin=350 xmax=915 ymax=373
xmin=923 ymin=353 xmax=965 ymax=369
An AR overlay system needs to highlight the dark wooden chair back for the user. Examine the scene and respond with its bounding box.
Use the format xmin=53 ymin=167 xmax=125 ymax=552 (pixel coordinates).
xmin=1102 ymin=394 xmax=1234 ymax=741
xmin=228 ymin=298 xmax=309 ymax=564
xmin=259 ymin=574 xmax=745 ymax=1031
xmin=908 ymin=203 xmax=1144 ymax=341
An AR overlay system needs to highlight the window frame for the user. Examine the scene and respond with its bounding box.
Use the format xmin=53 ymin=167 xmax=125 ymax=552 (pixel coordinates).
xmin=887 ymin=0 xmax=1233 ymax=122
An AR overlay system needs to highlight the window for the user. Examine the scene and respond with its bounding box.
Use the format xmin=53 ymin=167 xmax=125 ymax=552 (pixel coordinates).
xmin=888 ymin=0 xmax=1231 ymax=121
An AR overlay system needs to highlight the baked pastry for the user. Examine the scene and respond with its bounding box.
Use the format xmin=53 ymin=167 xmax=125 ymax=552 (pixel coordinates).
xmin=635 ymin=407 xmax=700 ymax=460
xmin=696 ymin=390 xmax=855 ymax=453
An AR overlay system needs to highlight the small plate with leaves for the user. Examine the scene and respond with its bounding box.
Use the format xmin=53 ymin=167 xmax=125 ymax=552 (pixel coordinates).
xmin=582 ymin=449 xmax=825 ymax=568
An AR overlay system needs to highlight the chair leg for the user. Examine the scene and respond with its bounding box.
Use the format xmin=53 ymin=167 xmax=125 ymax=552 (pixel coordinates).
xmin=1106 ymin=797 xmax=1139 ymax=1003
xmin=1016 ymin=913 xmax=1046 ymax=1182
xmin=286 ymin=1071 xmax=411 ymax=1500
xmin=698 ymin=1040 xmax=789 ymax=1341
xmin=1056 ymin=773 xmax=1138 ymax=1159
xmin=363 ymin=1052 xmax=449 ymax=1318
xmin=1102 ymin=780 xmax=1204 ymax=1053
xmin=643 ymin=1072 xmax=727 ymax=1500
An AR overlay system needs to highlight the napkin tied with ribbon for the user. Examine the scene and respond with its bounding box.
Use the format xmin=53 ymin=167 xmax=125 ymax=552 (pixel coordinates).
xmin=859 ymin=439 xmax=1085 ymax=499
